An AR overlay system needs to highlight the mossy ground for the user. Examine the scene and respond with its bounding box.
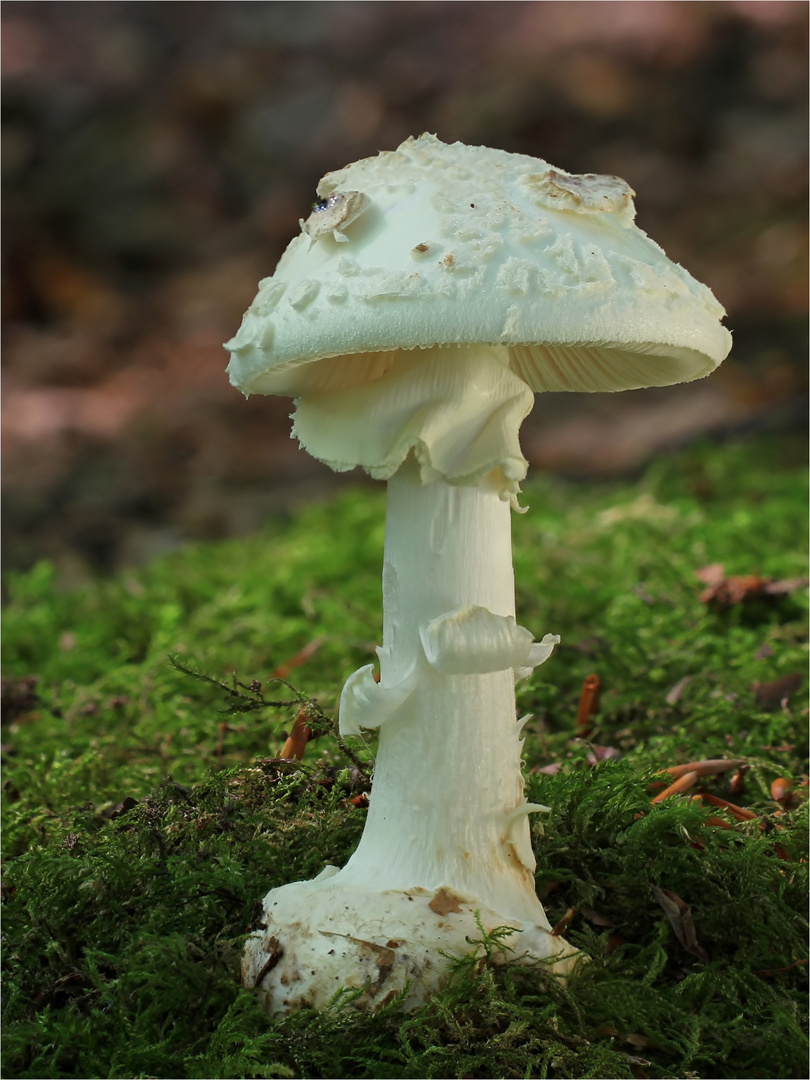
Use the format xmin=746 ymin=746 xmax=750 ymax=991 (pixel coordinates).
xmin=2 ymin=434 xmax=808 ymax=1080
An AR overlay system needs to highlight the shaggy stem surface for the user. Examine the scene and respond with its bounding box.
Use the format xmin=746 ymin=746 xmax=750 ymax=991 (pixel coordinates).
xmin=338 ymin=457 xmax=549 ymax=924
xmin=242 ymin=456 xmax=575 ymax=1012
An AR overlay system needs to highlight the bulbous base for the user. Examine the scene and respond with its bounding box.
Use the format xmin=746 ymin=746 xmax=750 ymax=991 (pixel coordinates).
xmin=242 ymin=871 xmax=579 ymax=1014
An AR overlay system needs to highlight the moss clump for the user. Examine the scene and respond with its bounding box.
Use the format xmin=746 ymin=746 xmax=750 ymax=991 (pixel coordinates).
xmin=2 ymin=435 xmax=808 ymax=1079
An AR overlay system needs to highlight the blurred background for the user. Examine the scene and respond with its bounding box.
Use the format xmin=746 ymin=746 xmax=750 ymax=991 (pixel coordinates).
xmin=2 ymin=0 xmax=807 ymax=582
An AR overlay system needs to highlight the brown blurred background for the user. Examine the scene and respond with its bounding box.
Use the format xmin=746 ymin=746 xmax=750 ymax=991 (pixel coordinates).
xmin=2 ymin=1 xmax=807 ymax=582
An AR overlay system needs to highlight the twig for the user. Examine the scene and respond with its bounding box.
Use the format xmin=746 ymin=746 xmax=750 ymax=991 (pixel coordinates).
xmin=651 ymin=771 xmax=699 ymax=804
xmin=575 ymin=673 xmax=600 ymax=738
xmin=279 ymin=709 xmax=313 ymax=760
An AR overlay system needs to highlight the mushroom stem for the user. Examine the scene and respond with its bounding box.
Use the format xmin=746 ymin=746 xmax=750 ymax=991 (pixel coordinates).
xmin=338 ymin=456 xmax=548 ymax=925
xmin=242 ymin=457 xmax=575 ymax=1013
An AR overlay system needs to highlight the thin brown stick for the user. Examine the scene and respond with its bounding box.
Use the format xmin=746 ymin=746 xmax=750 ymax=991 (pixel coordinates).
xmin=698 ymin=792 xmax=757 ymax=821
xmin=576 ymin=673 xmax=601 ymax=737
xmin=664 ymin=758 xmax=746 ymax=781
xmin=651 ymin=770 xmax=699 ymax=804
xmin=279 ymin=708 xmax=314 ymax=760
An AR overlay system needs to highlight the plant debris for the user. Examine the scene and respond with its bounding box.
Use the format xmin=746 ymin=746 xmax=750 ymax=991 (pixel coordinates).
xmin=696 ymin=563 xmax=808 ymax=613
xmin=651 ymin=885 xmax=708 ymax=964
xmin=753 ymin=673 xmax=804 ymax=711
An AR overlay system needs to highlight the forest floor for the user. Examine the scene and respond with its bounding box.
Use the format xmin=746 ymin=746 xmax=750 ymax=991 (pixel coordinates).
xmin=2 ymin=432 xmax=807 ymax=1079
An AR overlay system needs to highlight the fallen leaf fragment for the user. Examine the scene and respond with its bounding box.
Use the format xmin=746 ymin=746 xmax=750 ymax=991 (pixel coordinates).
xmin=606 ymin=932 xmax=626 ymax=954
xmin=1 ymin=675 xmax=41 ymax=724
xmin=753 ymin=673 xmax=803 ymax=711
xmin=596 ymin=1025 xmax=655 ymax=1051
xmin=651 ymin=885 xmax=708 ymax=963
xmin=106 ymin=796 xmax=139 ymax=820
xmin=550 ymin=906 xmax=576 ymax=937
xmin=696 ymin=564 xmax=808 ymax=613
xmin=626 ymin=1033 xmax=656 ymax=1050
xmin=586 ymin=744 xmax=620 ymax=766
xmin=581 ymin=907 xmax=615 ymax=928
xmin=665 ymin=675 xmax=691 ymax=706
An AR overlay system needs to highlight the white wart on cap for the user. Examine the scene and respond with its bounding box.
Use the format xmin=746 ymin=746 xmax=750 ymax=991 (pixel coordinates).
xmin=226 ymin=135 xmax=731 ymax=495
xmin=226 ymin=132 xmax=731 ymax=398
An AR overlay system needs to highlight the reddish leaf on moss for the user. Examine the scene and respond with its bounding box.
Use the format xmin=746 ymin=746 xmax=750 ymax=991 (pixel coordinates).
xmin=532 ymin=761 xmax=562 ymax=775
xmin=586 ymin=744 xmax=621 ymax=766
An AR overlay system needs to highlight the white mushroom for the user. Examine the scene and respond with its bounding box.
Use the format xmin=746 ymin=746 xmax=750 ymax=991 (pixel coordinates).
xmin=226 ymin=134 xmax=731 ymax=1014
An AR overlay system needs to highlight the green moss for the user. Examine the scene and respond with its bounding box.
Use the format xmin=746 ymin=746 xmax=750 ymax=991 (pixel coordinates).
xmin=3 ymin=435 xmax=808 ymax=1078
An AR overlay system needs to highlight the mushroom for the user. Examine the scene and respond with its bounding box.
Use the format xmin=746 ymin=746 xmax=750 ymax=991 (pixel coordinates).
xmin=226 ymin=134 xmax=731 ymax=1014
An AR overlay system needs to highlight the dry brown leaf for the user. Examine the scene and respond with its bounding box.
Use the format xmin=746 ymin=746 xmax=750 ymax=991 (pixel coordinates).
xmin=106 ymin=796 xmax=139 ymax=820
xmin=605 ymin=933 xmax=626 ymax=954
xmin=581 ymin=907 xmax=615 ymax=928
xmin=664 ymin=675 xmax=692 ymax=705
xmin=533 ymin=761 xmax=563 ymax=775
xmin=753 ymin=673 xmax=803 ymax=711
xmin=550 ymin=907 xmax=576 ymax=937
xmin=697 ymin=563 xmax=808 ymax=613
xmin=651 ymin=885 xmax=708 ymax=963
xmin=1 ymin=675 xmax=41 ymax=724
xmin=626 ymin=1033 xmax=656 ymax=1050
xmin=586 ymin=745 xmax=621 ymax=766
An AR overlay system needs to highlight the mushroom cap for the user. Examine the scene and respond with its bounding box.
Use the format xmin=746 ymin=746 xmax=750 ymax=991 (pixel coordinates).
xmin=225 ymin=134 xmax=731 ymax=398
